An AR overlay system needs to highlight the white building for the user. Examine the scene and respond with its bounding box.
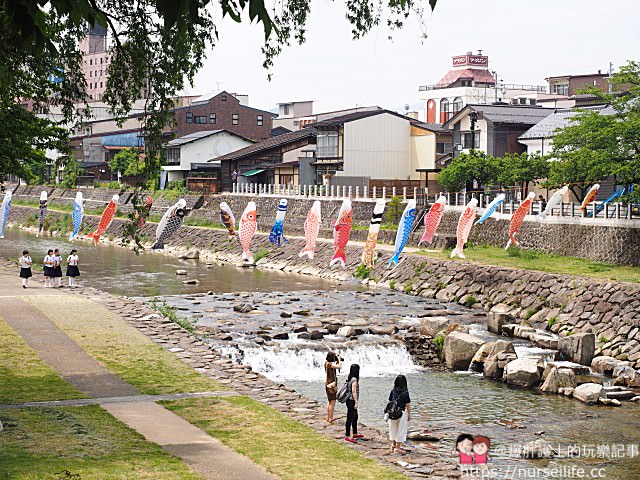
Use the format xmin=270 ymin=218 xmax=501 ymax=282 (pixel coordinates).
xmin=163 ymin=130 xmax=254 ymax=183
xmin=419 ymin=51 xmax=546 ymax=124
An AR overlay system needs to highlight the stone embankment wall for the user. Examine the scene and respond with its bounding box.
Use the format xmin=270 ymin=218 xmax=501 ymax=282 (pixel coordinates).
xmin=9 ymin=203 xmax=640 ymax=371
xmin=10 ymin=185 xmax=640 ymax=265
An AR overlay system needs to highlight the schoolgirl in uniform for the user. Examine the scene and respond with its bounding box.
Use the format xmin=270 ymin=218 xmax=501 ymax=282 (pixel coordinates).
xmin=19 ymin=250 xmax=32 ymax=288
xmin=43 ymin=249 xmax=55 ymax=287
xmin=66 ymin=249 xmax=80 ymax=287
xmin=53 ymin=248 xmax=63 ymax=287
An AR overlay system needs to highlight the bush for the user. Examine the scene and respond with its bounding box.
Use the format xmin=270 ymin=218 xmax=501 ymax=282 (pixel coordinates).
xmin=254 ymin=248 xmax=271 ymax=262
xmin=463 ymin=295 xmax=478 ymax=307
xmin=433 ymin=333 xmax=445 ymax=354
xmin=355 ymin=264 xmax=372 ymax=280
xmin=147 ymin=299 xmax=194 ymax=333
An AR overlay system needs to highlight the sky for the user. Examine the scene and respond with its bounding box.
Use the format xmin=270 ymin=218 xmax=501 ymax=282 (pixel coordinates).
xmin=184 ymin=0 xmax=640 ymax=116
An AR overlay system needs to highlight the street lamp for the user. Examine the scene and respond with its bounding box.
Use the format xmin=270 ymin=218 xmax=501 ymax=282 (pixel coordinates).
xmin=469 ymin=110 xmax=478 ymax=150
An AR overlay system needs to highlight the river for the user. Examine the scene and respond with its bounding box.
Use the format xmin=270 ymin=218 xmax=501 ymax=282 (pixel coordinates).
xmin=2 ymin=227 xmax=639 ymax=479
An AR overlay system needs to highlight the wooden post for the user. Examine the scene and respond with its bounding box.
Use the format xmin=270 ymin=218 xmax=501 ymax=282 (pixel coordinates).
xmin=413 ymin=187 xmax=417 ymax=200
xmin=382 ymin=187 xmax=387 ymax=200
xmin=364 ymin=186 xmax=368 ymax=199
xmin=372 ymin=186 xmax=377 ymax=198
xmin=402 ymin=187 xmax=407 ymax=201
xmin=355 ymin=186 xmax=359 ymax=198
xmin=348 ymin=186 xmax=353 ymax=198
xmin=392 ymin=187 xmax=396 ymax=198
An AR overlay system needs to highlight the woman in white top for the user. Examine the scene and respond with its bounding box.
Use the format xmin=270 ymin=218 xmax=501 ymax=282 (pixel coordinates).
xmin=66 ymin=249 xmax=80 ymax=287
xmin=19 ymin=250 xmax=32 ymax=288
xmin=53 ymin=248 xmax=63 ymax=287
xmin=43 ymin=249 xmax=55 ymax=287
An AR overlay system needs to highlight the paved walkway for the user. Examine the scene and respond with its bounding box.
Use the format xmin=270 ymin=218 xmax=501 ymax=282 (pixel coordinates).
xmin=0 ymin=273 xmax=277 ymax=480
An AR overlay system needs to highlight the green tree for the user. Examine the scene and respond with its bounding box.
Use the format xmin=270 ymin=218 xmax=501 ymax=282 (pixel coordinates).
xmin=2 ymin=0 xmax=440 ymax=180
xmin=110 ymin=148 xmax=143 ymax=178
xmin=383 ymin=196 xmax=404 ymax=226
xmin=437 ymin=150 xmax=501 ymax=192
xmin=549 ymin=60 xmax=640 ymax=200
xmin=60 ymin=157 xmax=83 ymax=188
xmin=496 ymin=153 xmax=549 ymax=195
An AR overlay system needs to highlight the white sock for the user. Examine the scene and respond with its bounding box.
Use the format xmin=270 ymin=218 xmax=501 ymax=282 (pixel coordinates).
xmin=22 ymin=278 xmax=27 ymax=286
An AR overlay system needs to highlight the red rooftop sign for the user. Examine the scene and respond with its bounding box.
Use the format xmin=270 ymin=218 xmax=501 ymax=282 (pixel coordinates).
xmin=453 ymin=55 xmax=488 ymax=67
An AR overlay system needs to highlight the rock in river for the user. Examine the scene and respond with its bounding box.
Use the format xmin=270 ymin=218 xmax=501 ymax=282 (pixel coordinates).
xmin=504 ymin=358 xmax=543 ymax=388
xmin=443 ymin=331 xmax=485 ymax=370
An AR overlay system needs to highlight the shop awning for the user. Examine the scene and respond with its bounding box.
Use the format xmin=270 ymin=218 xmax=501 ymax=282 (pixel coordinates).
xmin=241 ymin=169 xmax=265 ymax=176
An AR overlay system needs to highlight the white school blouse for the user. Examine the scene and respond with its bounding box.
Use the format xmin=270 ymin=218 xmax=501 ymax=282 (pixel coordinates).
xmin=19 ymin=256 xmax=32 ymax=268
xmin=67 ymin=255 xmax=79 ymax=266
xmin=44 ymin=255 xmax=55 ymax=267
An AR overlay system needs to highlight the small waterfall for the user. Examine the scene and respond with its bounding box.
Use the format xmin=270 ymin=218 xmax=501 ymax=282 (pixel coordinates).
xmin=217 ymin=344 xmax=422 ymax=382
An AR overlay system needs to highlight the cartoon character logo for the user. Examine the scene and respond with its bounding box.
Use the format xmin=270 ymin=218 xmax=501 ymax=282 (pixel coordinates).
xmin=455 ymin=433 xmax=490 ymax=467
xmin=455 ymin=434 xmax=474 ymax=465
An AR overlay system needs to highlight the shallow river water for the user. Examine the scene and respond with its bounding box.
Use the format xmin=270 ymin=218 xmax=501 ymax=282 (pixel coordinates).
xmin=2 ymin=227 xmax=639 ymax=479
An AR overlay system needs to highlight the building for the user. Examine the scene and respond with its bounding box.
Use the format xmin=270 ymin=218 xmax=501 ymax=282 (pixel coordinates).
xmin=273 ymin=101 xmax=314 ymax=130
xmin=445 ymin=104 xmax=554 ymax=158
xmin=419 ymin=51 xmax=546 ymax=124
xmin=171 ymin=91 xmax=275 ymax=141
xmin=80 ymin=24 xmax=111 ymax=101
xmin=214 ymin=129 xmax=318 ymax=192
xmin=162 ymin=130 xmax=254 ymax=184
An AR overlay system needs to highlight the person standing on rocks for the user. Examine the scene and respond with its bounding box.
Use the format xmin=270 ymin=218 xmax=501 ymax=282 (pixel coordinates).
xmin=53 ymin=248 xmax=63 ymax=287
xmin=43 ymin=249 xmax=55 ymax=288
xmin=324 ymin=352 xmax=342 ymax=423
xmin=388 ymin=374 xmax=411 ymax=453
xmin=18 ymin=250 xmax=32 ymax=288
xmin=345 ymin=363 xmax=362 ymax=443
xmin=66 ymin=249 xmax=80 ymax=287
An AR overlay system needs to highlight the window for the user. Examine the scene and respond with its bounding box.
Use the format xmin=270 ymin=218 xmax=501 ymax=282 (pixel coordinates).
xmin=89 ymin=71 xmax=92 ymax=77
xmin=232 ymin=114 xmax=239 ymax=125
xmin=316 ymin=130 xmax=339 ymax=158
xmin=167 ymin=148 xmax=181 ymax=165
xmin=194 ymin=115 xmax=207 ymax=124
xmin=100 ymin=58 xmax=103 ymax=64
xmin=100 ymin=70 xmax=102 ymax=76
xmin=89 ymin=83 xmax=92 ymax=89
xmin=222 ymin=94 xmax=227 ymax=101
xmin=436 ymin=142 xmax=453 ymax=155
xmin=552 ymin=83 xmax=569 ymax=96
xmin=90 ymin=59 xmax=93 ymax=65
xmin=94 ymin=70 xmax=97 ymax=77
xmin=440 ymin=98 xmax=450 ymax=123
xmin=283 ymin=104 xmax=290 ymax=115
xmin=209 ymin=113 xmax=216 ymax=124
xmin=452 ymin=97 xmax=463 ymax=113
xmin=462 ymin=131 xmax=480 ymax=149
xmin=257 ymin=115 xmax=263 ymax=126
xmin=99 ymin=82 xmax=102 ymax=88
xmin=186 ymin=112 xmax=193 ymax=124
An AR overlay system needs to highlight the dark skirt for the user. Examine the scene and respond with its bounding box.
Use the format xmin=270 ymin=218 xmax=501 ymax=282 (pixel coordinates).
xmin=43 ymin=266 xmax=54 ymax=277
xmin=325 ymin=385 xmax=337 ymax=401
xmin=53 ymin=266 xmax=63 ymax=278
xmin=19 ymin=268 xmax=32 ymax=278
xmin=66 ymin=265 xmax=80 ymax=277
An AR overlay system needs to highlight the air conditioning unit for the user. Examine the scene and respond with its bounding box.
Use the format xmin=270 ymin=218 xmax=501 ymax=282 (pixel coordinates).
xmin=456 ymin=144 xmax=463 ymax=151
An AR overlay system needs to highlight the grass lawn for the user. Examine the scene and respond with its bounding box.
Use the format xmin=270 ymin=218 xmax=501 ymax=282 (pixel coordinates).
xmin=0 ymin=405 xmax=203 ymax=479
xmin=417 ymin=244 xmax=640 ymax=284
xmin=0 ymin=318 xmax=86 ymax=404
xmin=25 ymin=296 xmax=226 ymax=395
xmin=163 ymin=396 xmax=407 ymax=480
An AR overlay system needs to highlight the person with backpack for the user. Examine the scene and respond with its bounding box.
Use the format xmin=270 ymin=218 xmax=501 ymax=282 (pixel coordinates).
xmin=387 ymin=374 xmax=411 ymax=453
xmin=324 ymin=352 xmax=342 ymax=423
xmin=344 ymin=364 xmax=362 ymax=443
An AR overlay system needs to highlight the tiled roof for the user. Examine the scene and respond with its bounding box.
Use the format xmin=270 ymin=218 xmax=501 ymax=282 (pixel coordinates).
xmin=435 ymin=68 xmax=496 ymax=88
xmin=475 ymin=105 xmax=554 ymax=125
xmin=519 ymin=105 xmax=614 ymax=140
xmin=308 ymin=110 xmax=389 ymax=128
xmin=410 ymin=120 xmax=451 ymax=134
xmin=166 ymin=130 xmax=252 ymax=147
xmin=212 ymin=128 xmax=316 ymax=162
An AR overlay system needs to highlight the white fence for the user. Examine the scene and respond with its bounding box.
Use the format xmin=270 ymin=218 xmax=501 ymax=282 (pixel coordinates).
xmin=230 ymin=183 xmax=639 ymax=221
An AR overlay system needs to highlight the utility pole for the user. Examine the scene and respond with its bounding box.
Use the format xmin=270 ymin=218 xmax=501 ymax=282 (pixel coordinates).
xmin=491 ymin=70 xmax=498 ymax=103
xmin=469 ymin=111 xmax=478 ymax=150
xmin=608 ymin=62 xmax=614 ymax=93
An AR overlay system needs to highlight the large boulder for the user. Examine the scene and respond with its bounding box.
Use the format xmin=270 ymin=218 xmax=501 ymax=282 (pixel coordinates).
xmin=336 ymin=326 xmax=356 ymax=337
xmin=486 ymin=312 xmax=515 ymax=335
xmin=573 ymin=383 xmax=603 ymax=404
xmin=504 ymin=358 xmax=543 ymax=388
xmin=540 ymin=367 xmax=577 ymax=393
xmin=419 ymin=317 xmax=449 ymax=336
xmin=470 ymin=342 xmax=496 ymax=371
xmin=443 ymin=332 xmax=485 ymax=370
xmin=591 ymin=356 xmax=629 ymax=376
xmin=558 ymin=333 xmax=595 ymax=366
xmin=612 ymin=365 xmax=640 ymax=387
xmin=483 ymin=340 xmax=517 ymax=379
